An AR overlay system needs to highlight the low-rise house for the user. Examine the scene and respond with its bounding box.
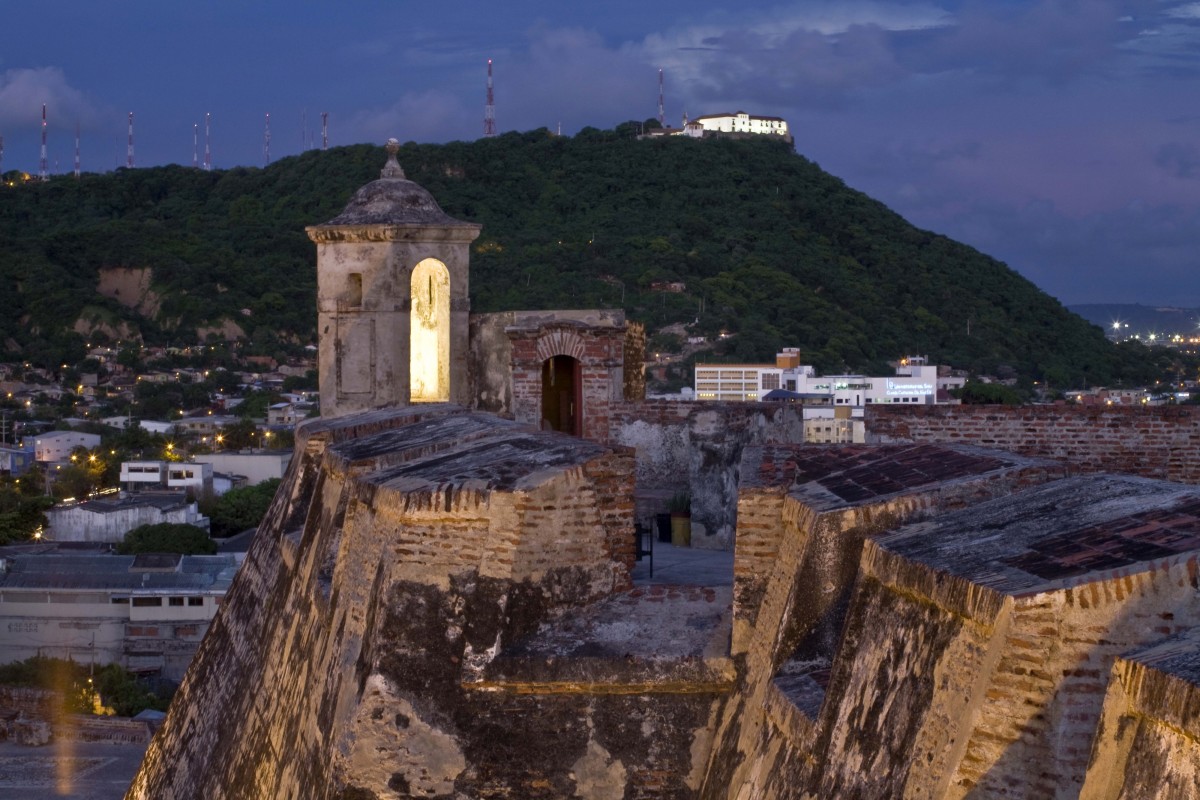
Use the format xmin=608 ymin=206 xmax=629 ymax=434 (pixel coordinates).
xmin=0 ymin=551 xmax=239 ymax=680
xmin=0 ymin=446 xmax=34 ymax=476
xmin=266 ymin=403 xmax=301 ymax=426
xmin=192 ymin=450 xmax=291 ymax=487
xmin=175 ymin=414 xmax=240 ymax=436
xmin=120 ymin=461 xmax=214 ymax=497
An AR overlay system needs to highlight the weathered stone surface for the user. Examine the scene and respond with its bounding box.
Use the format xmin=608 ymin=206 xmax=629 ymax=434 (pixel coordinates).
xmin=720 ymin=473 xmax=1200 ymax=800
xmin=126 ymin=406 xmax=731 ymax=800
xmin=1080 ymin=628 xmax=1200 ymax=800
xmin=608 ymin=401 xmax=806 ymax=550
xmin=700 ymin=442 xmax=1065 ymax=798
xmin=125 ymin=396 xmax=1200 ymax=799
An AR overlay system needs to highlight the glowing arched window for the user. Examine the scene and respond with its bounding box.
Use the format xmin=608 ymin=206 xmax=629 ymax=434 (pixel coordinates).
xmin=410 ymin=258 xmax=450 ymax=402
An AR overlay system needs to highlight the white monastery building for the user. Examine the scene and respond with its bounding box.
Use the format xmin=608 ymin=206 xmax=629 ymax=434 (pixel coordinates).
xmin=688 ymin=111 xmax=790 ymax=138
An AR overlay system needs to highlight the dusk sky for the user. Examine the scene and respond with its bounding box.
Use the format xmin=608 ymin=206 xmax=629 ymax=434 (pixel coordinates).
xmin=2 ymin=1 xmax=1199 ymax=308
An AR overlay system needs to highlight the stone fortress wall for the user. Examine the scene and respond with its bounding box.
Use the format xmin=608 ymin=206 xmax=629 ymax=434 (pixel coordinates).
xmin=126 ymin=400 xmax=1200 ymax=799
xmin=867 ymin=403 xmax=1200 ymax=482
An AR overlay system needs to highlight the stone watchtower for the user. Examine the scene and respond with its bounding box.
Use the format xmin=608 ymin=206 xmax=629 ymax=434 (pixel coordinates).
xmin=307 ymin=139 xmax=481 ymax=416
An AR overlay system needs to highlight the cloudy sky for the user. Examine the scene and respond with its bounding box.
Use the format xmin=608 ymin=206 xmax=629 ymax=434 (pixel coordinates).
xmin=3 ymin=1 xmax=1199 ymax=308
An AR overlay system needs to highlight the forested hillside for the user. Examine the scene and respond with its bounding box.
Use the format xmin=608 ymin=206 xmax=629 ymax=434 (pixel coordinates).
xmin=0 ymin=128 xmax=1151 ymax=385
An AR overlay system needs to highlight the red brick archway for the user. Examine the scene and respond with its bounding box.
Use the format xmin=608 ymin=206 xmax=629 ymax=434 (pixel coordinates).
xmin=508 ymin=323 xmax=625 ymax=442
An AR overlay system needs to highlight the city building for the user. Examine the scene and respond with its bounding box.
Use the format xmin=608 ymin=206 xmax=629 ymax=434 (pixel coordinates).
xmin=175 ymin=414 xmax=241 ymax=436
xmin=32 ymin=431 xmax=101 ymax=463
xmin=695 ymin=350 xmax=963 ymax=443
xmin=0 ymin=446 xmax=34 ymax=476
xmin=46 ymin=494 xmax=209 ymax=543
xmin=120 ymin=461 xmax=213 ymax=497
xmin=689 ymin=111 xmax=791 ymax=138
xmin=192 ymin=451 xmax=292 ymax=487
xmin=0 ymin=552 xmax=238 ymax=680
xmin=694 ymin=350 xmax=964 ymax=406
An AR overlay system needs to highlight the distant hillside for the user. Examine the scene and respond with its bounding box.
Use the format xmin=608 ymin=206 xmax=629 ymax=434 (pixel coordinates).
xmin=0 ymin=129 xmax=1150 ymax=386
xmin=1069 ymin=304 xmax=1200 ymax=339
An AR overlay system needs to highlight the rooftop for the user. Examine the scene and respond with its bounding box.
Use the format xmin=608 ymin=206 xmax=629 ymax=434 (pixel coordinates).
xmin=876 ymin=474 xmax=1200 ymax=593
xmin=743 ymin=443 xmax=1055 ymax=511
xmin=0 ymin=553 xmax=239 ymax=593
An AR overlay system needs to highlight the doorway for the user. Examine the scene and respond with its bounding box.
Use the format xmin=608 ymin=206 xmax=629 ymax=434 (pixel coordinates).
xmin=541 ymin=355 xmax=581 ymax=436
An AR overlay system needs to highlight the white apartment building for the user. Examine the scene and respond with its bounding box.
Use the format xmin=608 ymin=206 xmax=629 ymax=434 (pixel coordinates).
xmin=695 ymin=351 xmax=965 ymax=406
xmin=32 ymin=431 xmax=102 ymax=462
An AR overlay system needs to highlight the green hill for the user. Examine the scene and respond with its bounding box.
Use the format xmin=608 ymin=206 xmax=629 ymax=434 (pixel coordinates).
xmin=0 ymin=128 xmax=1151 ymax=386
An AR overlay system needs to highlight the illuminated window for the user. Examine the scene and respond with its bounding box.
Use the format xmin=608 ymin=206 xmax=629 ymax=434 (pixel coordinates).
xmin=410 ymin=259 xmax=451 ymax=403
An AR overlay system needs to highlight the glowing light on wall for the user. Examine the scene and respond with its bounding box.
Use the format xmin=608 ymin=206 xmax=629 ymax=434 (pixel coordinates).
xmin=410 ymin=258 xmax=450 ymax=402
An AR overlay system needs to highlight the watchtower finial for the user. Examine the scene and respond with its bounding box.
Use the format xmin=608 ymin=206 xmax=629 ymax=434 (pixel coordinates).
xmin=381 ymin=138 xmax=405 ymax=179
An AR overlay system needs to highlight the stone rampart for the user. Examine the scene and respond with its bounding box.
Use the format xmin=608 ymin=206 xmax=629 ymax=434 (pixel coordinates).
xmin=1080 ymin=628 xmax=1200 ymax=799
xmin=608 ymin=401 xmax=805 ymax=549
xmin=700 ymin=443 xmax=1064 ymax=798
xmin=721 ymin=474 xmax=1200 ymax=799
xmin=127 ymin=405 xmax=734 ymax=800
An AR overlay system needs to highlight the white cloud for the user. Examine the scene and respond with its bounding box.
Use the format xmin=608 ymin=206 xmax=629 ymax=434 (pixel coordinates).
xmin=349 ymin=89 xmax=473 ymax=144
xmin=0 ymin=67 xmax=102 ymax=130
xmin=1165 ymin=2 xmax=1200 ymax=19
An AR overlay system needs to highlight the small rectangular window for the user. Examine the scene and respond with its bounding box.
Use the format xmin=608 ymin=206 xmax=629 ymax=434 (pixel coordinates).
xmin=188 ymin=597 xmax=204 ymax=607
xmin=169 ymin=597 xmax=184 ymax=607
xmin=347 ymin=273 xmax=363 ymax=308
xmin=132 ymin=597 xmax=162 ymax=607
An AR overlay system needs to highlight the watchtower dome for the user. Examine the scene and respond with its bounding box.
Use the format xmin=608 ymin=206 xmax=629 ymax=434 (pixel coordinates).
xmin=307 ymin=140 xmax=481 ymax=417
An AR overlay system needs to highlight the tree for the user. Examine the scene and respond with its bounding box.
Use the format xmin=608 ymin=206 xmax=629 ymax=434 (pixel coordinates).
xmin=953 ymin=381 xmax=1025 ymax=405
xmin=206 ymin=478 xmax=281 ymax=537
xmin=116 ymin=523 xmax=216 ymax=555
xmin=0 ymin=491 xmax=53 ymax=544
xmin=220 ymin=418 xmax=258 ymax=450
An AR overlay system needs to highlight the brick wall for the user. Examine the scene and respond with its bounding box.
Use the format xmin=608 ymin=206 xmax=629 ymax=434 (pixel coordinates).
xmin=509 ymin=323 xmax=627 ymax=444
xmin=867 ymin=405 xmax=1200 ymax=482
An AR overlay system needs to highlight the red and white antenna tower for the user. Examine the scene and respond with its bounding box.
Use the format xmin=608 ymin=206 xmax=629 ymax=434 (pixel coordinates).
xmin=126 ymin=112 xmax=135 ymax=168
xmin=657 ymin=68 xmax=665 ymax=127
xmin=204 ymin=113 xmax=212 ymax=171
xmin=193 ymin=123 xmax=199 ymax=168
xmin=483 ymin=59 xmax=496 ymax=137
xmin=39 ymin=104 xmax=48 ymax=180
xmin=263 ymin=113 xmax=271 ymax=165
xmin=321 ymin=112 xmax=328 ymax=151
xmin=74 ymin=122 xmax=81 ymax=177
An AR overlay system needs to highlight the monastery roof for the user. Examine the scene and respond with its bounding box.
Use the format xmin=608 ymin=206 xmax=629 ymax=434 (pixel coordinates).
xmin=311 ymin=139 xmax=479 ymax=230
xmin=693 ymin=111 xmax=787 ymax=122
xmin=876 ymin=474 xmax=1200 ymax=593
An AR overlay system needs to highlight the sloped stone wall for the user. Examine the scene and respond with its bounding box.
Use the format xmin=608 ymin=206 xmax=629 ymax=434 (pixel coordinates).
xmin=126 ymin=407 xmax=666 ymax=800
